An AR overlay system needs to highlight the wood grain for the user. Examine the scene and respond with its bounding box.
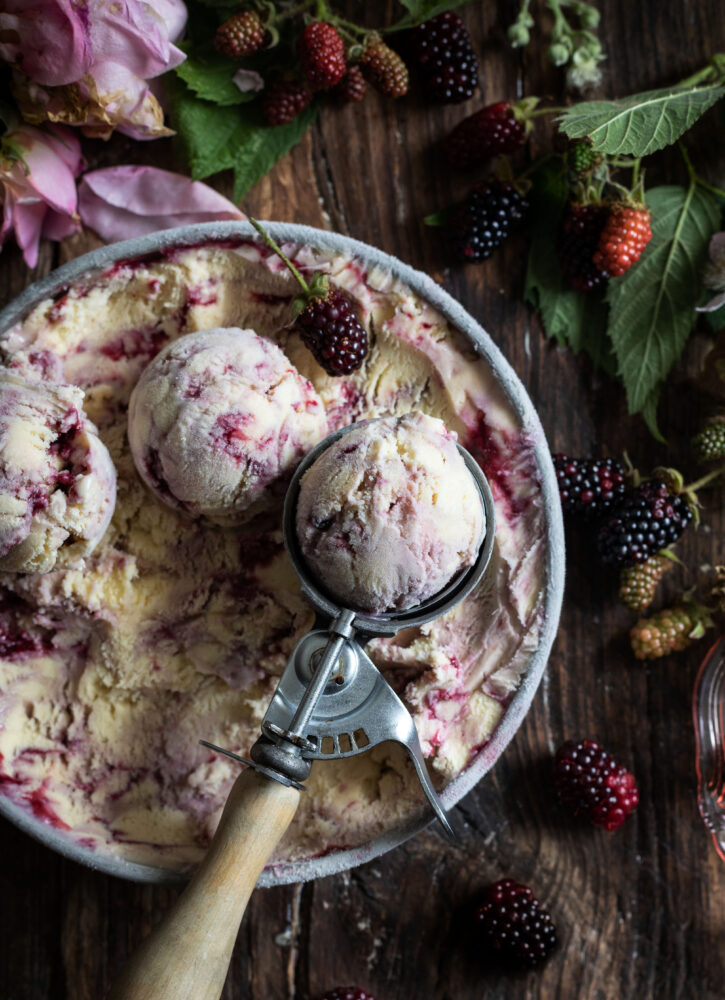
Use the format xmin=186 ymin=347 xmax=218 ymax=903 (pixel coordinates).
xmin=2 ymin=2 xmax=725 ymax=998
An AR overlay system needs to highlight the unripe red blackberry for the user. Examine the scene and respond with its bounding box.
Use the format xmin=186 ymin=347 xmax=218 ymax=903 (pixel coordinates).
xmin=445 ymin=101 xmax=526 ymax=170
xmin=360 ymin=41 xmax=409 ymax=97
xmin=556 ymin=202 xmax=609 ymax=292
xmin=215 ymin=10 xmax=266 ymax=59
xmin=262 ymin=79 xmax=311 ymax=126
xmin=334 ymin=65 xmax=366 ymax=103
xmin=554 ymin=739 xmax=639 ymax=831
xmin=299 ymin=21 xmax=346 ymax=91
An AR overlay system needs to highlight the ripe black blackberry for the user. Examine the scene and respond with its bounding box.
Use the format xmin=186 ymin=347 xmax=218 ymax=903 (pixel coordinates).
xmin=554 ymin=739 xmax=639 ymax=831
xmin=262 ymin=79 xmax=311 ymax=126
xmin=448 ymin=181 xmax=529 ymax=263
xmin=557 ymin=202 xmax=610 ymax=292
xmin=294 ymin=289 xmax=368 ymax=376
xmin=407 ymin=12 xmax=479 ymax=103
xmin=597 ymin=478 xmax=693 ymax=568
xmin=553 ymin=454 xmax=626 ymax=519
xmin=477 ymin=879 xmax=557 ymax=968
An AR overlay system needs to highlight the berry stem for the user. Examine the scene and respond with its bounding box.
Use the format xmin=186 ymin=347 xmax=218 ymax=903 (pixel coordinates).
xmin=528 ymin=105 xmax=568 ymax=117
xmin=679 ymin=141 xmax=697 ymax=183
xmin=274 ymin=0 xmax=315 ymax=24
xmin=247 ymin=217 xmax=310 ymax=295
xmin=695 ymin=177 xmax=725 ymax=201
xmin=685 ymin=467 xmax=725 ymax=493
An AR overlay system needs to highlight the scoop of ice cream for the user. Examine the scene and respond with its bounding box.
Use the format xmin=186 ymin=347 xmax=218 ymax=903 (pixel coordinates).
xmin=296 ymin=412 xmax=485 ymax=613
xmin=0 ymin=371 xmax=116 ymax=573
xmin=127 ymin=328 xmax=328 ymax=524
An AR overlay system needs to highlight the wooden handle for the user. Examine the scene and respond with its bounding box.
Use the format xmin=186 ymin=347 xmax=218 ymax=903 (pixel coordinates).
xmin=108 ymin=769 xmax=300 ymax=1000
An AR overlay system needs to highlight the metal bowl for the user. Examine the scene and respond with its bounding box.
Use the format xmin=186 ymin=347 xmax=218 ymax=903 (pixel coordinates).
xmin=0 ymin=221 xmax=565 ymax=886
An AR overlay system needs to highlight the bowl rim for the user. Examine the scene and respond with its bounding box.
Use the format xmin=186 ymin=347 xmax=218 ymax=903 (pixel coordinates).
xmin=0 ymin=220 xmax=565 ymax=887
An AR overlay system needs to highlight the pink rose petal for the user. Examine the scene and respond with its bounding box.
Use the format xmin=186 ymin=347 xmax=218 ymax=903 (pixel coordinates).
xmin=79 ymin=166 xmax=244 ymax=242
xmin=0 ymin=0 xmax=93 ymax=87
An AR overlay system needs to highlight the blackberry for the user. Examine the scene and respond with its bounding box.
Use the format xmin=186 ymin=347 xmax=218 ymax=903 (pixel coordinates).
xmin=553 ymin=454 xmax=626 ymax=519
xmin=557 ymin=202 xmax=609 ymax=291
xmin=554 ymin=739 xmax=639 ymax=831
xmin=593 ymin=205 xmax=652 ymax=278
xmin=597 ymin=478 xmax=693 ymax=568
xmin=262 ymin=79 xmax=311 ymax=126
xmin=619 ymin=553 xmax=672 ymax=613
xmin=476 ymin=879 xmax=557 ymax=968
xmin=448 ymin=181 xmax=529 ymax=263
xmin=445 ymin=101 xmax=525 ymax=170
xmin=294 ymin=288 xmax=368 ymax=376
xmin=692 ymin=417 xmax=725 ymax=463
xmin=360 ymin=41 xmax=409 ymax=97
xmin=319 ymin=991 xmax=375 ymax=1000
xmin=299 ymin=21 xmax=346 ymax=91
xmin=333 ymin=65 xmax=366 ymax=103
xmin=569 ymin=140 xmax=598 ymax=173
xmin=215 ymin=10 xmax=266 ymax=59
xmin=407 ymin=12 xmax=479 ymax=103
xmin=630 ymin=601 xmax=712 ymax=659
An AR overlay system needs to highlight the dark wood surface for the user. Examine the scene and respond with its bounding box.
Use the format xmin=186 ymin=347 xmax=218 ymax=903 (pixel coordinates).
xmin=2 ymin=2 xmax=725 ymax=997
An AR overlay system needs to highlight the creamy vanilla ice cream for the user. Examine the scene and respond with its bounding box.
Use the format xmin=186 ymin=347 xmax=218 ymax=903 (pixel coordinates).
xmin=128 ymin=328 xmax=327 ymax=524
xmin=0 ymin=238 xmax=546 ymax=871
xmin=296 ymin=413 xmax=485 ymax=613
xmin=0 ymin=371 xmax=116 ymax=573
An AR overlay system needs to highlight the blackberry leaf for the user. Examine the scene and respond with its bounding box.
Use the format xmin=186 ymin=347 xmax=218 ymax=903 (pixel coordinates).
xmin=387 ymin=0 xmax=477 ymax=33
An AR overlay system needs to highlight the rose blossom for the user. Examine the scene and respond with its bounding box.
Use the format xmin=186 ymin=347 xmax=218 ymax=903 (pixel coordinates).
xmin=0 ymin=0 xmax=188 ymax=140
xmin=1 ymin=124 xmax=82 ymax=268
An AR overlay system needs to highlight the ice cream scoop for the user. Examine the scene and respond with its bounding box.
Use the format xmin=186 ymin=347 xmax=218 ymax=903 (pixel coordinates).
xmin=0 ymin=370 xmax=116 ymax=573
xmin=295 ymin=412 xmax=486 ymax=613
xmin=127 ymin=328 xmax=328 ymax=525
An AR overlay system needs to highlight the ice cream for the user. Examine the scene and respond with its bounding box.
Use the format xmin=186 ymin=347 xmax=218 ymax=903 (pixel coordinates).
xmin=128 ymin=328 xmax=327 ymax=524
xmin=0 ymin=370 xmax=116 ymax=573
xmin=296 ymin=413 xmax=485 ymax=613
xmin=0 ymin=237 xmax=547 ymax=871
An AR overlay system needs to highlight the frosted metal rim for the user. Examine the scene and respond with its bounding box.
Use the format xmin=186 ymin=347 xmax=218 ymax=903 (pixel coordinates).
xmin=0 ymin=221 xmax=565 ymax=887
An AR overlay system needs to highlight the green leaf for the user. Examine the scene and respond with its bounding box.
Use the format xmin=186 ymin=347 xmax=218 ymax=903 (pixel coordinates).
xmin=387 ymin=0 xmax=476 ymax=33
xmin=175 ymin=46 xmax=257 ymax=106
xmin=169 ymin=77 xmax=317 ymax=202
xmin=557 ymin=83 xmax=725 ymax=156
xmin=606 ymin=184 xmax=721 ymax=420
xmin=524 ymin=162 xmax=616 ymax=376
xmin=706 ymin=303 xmax=725 ymax=332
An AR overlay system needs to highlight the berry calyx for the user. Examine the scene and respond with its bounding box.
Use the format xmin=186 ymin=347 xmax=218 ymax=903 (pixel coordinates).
xmin=248 ymin=218 xmax=368 ymax=377
xmin=476 ymin=878 xmax=557 ymax=968
xmin=592 ymin=204 xmax=653 ymax=278
xmin=445 ymin=101 xmax=527 ymax=170
xmin=630 ymin=598 xmax=713 ymax=659
xmin=299 ymin=21 xmax=346 ymax=91
xmin=262 ymin=79 xmax=311 ymax=126
xmin=333 ymin=65 xmax=366 ymax=103
xmin=360 ymin=39 xmax=409 ymax=98
xmin=597 ymin=477 xmax=694 ymax=568
xmin=406 ymin=12 xmax=479 ymax=103
xmin=215 ymin=10 xmax=267 ymax=59
xmin=554 ymin=739 xmax=639 ymax=831
xmin=448 ymin=180 xmax=529 ymax=263
xmin=692 ymin=416 xmax=725 ymax=463
xmin=553 ymin=454 xmax=627 ymax=519
xmin=556 ymin=202 xmax=609 ymax=292
xmin=619 ymin=553 xmax=674 ymax=613
xmin=319 ymin=990 xmax=375 ymax=1000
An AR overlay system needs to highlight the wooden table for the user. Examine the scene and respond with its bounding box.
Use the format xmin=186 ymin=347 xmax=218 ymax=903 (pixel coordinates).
xmin=2 ymin=2 xmax=725 ymax=997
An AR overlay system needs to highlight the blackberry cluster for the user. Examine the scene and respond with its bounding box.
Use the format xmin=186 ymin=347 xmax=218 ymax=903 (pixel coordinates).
xmin=596 ymin=478 xmax=693 ymax=568
xmin=477 ymin=879 xmax=557 ymax=968
xmin=445 ymin=101 xmax=525 ymax=170
xmin=262 ymin=80 xmax=311 ymax=125
xmin=448 ymin=181 xmax=528 ymax=263
xmin=407 ymin=12 xmax=479 ymax=103
xmin=553 ymin=454 xmax=626 ymax=518
xmin=557 ymin=203 xmax=609 ymax=292
xmin=554 ymin=739 xmax=639 ymax=831
xmin=294 ymin=288 xmax=369 ymax=376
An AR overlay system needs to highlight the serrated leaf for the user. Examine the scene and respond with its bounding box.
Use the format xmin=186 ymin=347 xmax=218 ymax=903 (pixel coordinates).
xmin=169 ymin=78 xmax=317 ymax=201
xmin=387 ymin=0 xmax=476 ymax=33
xmin=524 ymin=162 xmax=616 ymax=375
xmin=606 ymin=185 xmax=721 ymax=421
xmin=557 ymin=84 xmax=725 ymax=156
xmin=175 ymin=46 xmax=256 ymax=106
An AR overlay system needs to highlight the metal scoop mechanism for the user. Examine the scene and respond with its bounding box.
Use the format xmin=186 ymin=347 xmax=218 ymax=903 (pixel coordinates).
xmin=204 ymin=424 xmax=496 ymax=839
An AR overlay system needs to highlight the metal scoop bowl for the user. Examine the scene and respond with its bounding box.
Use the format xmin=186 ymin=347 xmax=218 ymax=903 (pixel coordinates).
xmin=108 ymin=422 xmax=495 ymax=1000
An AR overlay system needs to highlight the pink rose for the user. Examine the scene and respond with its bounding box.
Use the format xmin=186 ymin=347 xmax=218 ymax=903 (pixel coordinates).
xmin=0 ymin=0 xmax=188 ymax=140
xmin=1 ymin=124 xmax=82 ymax=268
